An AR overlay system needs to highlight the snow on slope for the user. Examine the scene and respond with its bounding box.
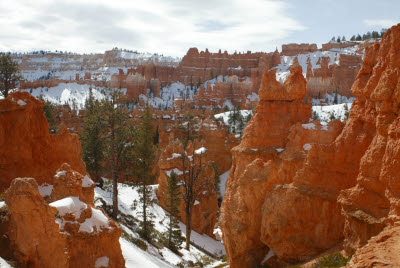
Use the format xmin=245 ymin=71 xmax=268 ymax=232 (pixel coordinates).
xmin=219 ymin=170 xmax=230 ymax=198
xmin=214 ymin=110 xmax=252 ymax=125
xmin=274 ymin=45 xmax=361 ymax=83
xmin=312 ymin=103 xmax=352 ymax=125
xmin=120 ymin=238 xmax=175 ymax=268
xmin=94 ymin=181 xmax=226 ymax=267
xmin=140 ymin=82 xmax=196 ymax=109
xmin=0 ymin=257 xmax=13 ymax=268
xmin=22 ymin=83 xmax=107 ymax=110
xmin=117 ymin=51 xmax=180 ymax=64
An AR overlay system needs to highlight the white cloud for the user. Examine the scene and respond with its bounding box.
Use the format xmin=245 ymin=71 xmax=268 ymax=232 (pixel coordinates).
xmin=363 ymin=19 xmax=399 ymax=29
xmin=0 ymin=0 xmax=305 ymax=57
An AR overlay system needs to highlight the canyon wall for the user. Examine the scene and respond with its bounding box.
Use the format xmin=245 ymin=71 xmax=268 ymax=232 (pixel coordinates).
xmin=220 ymin=23 xmax=400 ymax=267
xmin=281 ymin=43 xmax=318 ymax=56
xmin=175 ymin=48 xmax=277 ymax=86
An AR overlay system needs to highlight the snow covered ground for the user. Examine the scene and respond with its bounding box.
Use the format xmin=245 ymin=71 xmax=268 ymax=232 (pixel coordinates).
xmin=312 ymin=103 xmax=352 ymax=125
xmin=94 ymin=181 xmax=226 ymax=267
xmin=22 ymin=83 xmax=107 ymax=110
xmin=274 ymin=45 xmax=362 ymax=83
xmin=0 ymin=257 xmax=13 ymax=268
xmin=214 ymin=110 xmax=252 ymax=125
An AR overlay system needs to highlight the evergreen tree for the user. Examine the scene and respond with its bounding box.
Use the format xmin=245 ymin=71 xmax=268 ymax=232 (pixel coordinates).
xmin=80 ymin=95 xmax=105 ymax=186
xmin=134 ymin=103 xmax=157 ymax=241
xmin=331 ymin=36 xmax=336 ymax=42
xmin=342 ymin=36 xmax=346 ymax=42
xmin=350 ymin=35 xmax=356 ymax=41
xmin=337 ymin=36 xmax=341 ymax=43
xmin=0 ymin=53 xmax=21 ymax=98
xmin=163 ymin=171 xmax=184 ymax=252
xmin=372 ymin=31 xmax=380 ymax=39
xmin=356 ymin=34 xmax=362 ymax=41
xmin=100 ymin=88 xmax=133 ymax=219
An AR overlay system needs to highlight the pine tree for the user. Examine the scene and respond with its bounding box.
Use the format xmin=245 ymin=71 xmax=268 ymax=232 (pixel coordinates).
xmin=100 ymin=88 xmax=133 ymax=219
xmin=356 ymin=34 xmax=362 ymax=41
xmin=38 ymin=96 xmax=56 ymax=133
xmin=237 ymin=110 xmax=245 ymax=138
xmin=350 ymin=35 xmax=356 ymax=41
xmin=342 ymin=36 xmax=346 ymax=42
xmin=134 ymin=103 xmax=157 ymax=241
xmin=228 ymin=106 xmax=238 ymax=133
xmin=0 ymin=53 xmax=21 ymax=98
xmin=337 ymin=36 xmax=341 ymax=43
xmin=80 ymin=95 xmax=105 ymax=186
xmin=163 ymin=171 xmax=184 ymax=252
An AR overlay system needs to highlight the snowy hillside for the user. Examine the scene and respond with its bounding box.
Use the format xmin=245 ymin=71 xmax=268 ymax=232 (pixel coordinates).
xmin=117 ymin=51 xmax=180 ymax=64
xmin=274 ymin=45 xmax=362 ymax=82
xmin=22 ymin=83 xmax=108 ymax=110
xmin=94 ymin=180 xmax=226 ymax=268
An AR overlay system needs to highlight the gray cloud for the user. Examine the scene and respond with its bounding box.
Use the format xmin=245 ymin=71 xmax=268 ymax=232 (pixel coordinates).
xmin=0 ymin=0 xmax=305 ymax=56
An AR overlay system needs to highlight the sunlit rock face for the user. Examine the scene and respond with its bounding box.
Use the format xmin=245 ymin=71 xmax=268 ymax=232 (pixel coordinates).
xmin=221 ymin=23 xmax=400 ymax=267
xmin=0 ymin=91 xmax=86 ymax=192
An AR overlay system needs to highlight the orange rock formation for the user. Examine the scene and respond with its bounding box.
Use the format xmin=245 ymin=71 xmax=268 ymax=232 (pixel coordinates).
xmin=0 ymin=91 xmax=86 ymax=192
xmin=281 ymin=43 xmax=318 ymax=56
xmin=221 ymin=23 xmax=400 ymax=267
xmin=4 ymin=167 xmax=124 ymax=268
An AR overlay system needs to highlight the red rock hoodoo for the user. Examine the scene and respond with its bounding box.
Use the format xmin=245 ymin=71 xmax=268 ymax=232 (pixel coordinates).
xmin=220 ymin=65 xmax=345 ymax=266
xmin=220 ymin=23 xmax=400 ymax=267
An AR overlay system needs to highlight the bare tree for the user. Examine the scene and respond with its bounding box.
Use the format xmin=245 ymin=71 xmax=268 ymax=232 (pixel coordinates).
xmin=177 ymin=113 xmax=208 ymax=250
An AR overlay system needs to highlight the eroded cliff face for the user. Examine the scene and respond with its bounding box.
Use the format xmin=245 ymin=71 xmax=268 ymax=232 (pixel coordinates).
xmin=338 ymin=23 xmax=400 ymax=254
xmin=220 ymin=65 xmax=345 ymax=267
xmin=0 ymin=91 xmax=86 ymax=192
xmin=221 ymin=24 xmax=400 ymax=267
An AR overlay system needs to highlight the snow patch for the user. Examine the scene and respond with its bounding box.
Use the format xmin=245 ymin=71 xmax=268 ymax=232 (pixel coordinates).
xmin=303 ymin=143 xmax=312 ymax=151
xmin=166 ymin=168 xmax=183 ymax=176
xmin=219 ymin=170 xmax=230 ymax=198
xmin=17 ymin=99 xmax=27 ymax=106
xmin=302 ymin=123 xmax=316 ymax=130
xmin=95 ymin=256 xmax=109 ymax=268
xmin=261 ymin=249 xmax=275 ymax=264
xmin=55 ymin=170 xmax=67 ymax=177
xmin=79 ymin=208 xmax=110 ymax=232
xmin=82 ymin=175 xmax=95 ymax=188
xmin=194 ymin=147 xmax=207 ymax=155
xmin=38 ymin=183 xmax=53 ymax=197
xmin=50 ymin=196 xmax=87 ymax=218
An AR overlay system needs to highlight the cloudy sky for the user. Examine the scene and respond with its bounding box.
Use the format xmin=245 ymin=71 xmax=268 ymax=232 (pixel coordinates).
xmin=0 ymin=0 xmax=399 ymax=57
